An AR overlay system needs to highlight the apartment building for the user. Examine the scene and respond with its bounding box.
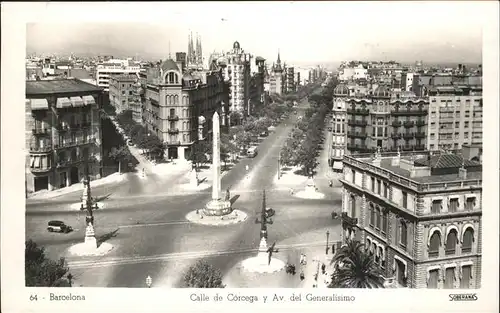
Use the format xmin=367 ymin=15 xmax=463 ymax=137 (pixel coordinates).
xmin=25 ymin=79 xmax=104 ymax=194
xmin=220 ymin=41 xmax=252 ymax=116
xmin=340 ymin=151 xmax=482 ymax=288
xmin=285 ymin=66 xmax=295 ymax=93
xmin=346 ymin=85 xmax=429 ymax=154
xmin=108 ymin=75 xmax=141 ymax=119
xmin=330 ymin=84 xmax=349 ymax=171
xmin=427 ymin=85 xmax=483 ymax=151
xmin=143 ymin=58 xmax=229 ymax=160
xmin=95 ymin=59 xmax=143 ymax=91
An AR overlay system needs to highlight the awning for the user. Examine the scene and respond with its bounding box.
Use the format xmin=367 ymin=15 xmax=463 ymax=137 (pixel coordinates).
xmin=82 ymin=95 xmax=96 ymax=106
xmin=70 ymin=96 xmax=84 ymax=107
xmin=56 ymin=97 xmax=71 ymax=108
xmin=30 ymin=99 xmax=49 ymax=110
xmin=333 ymin=161 xmax=343 ymax=170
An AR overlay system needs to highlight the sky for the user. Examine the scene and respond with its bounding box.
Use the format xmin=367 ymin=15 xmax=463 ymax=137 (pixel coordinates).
xmin=25 ymin=2 xmax=486 ymax=66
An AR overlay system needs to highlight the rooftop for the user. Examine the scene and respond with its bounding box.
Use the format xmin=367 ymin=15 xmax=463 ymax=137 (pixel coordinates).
xmin=26 ymin=78 xmax=103 ymax=95
xmin=346 ymin=151 xmax=482 ymax=186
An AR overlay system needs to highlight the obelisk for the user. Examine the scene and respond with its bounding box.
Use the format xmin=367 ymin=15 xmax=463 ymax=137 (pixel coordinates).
xmin=212 ymin=111 xmax=221 ymax=200
xmin=203 ymin=111 xmax=232 ymax=216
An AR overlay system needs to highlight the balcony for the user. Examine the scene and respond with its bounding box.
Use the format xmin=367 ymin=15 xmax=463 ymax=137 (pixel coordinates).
xmin=167 ymin=115 xmax=179 ymax=121
xmin=416 ymin=119 xmax=425 ymax=127
xmin=81 ymin=122 xmax=91 ymax=129
xmin=341 ymin=212 xmax=358 ymax=226
xmin=31 ymin=165 xmax=53 ymax=173
xmin=415 ymin=132 xmax=426 ymax=139
xmin=168 ymin=140 xmax=181 ymax=145
xmin=402 ymin=145 xmax=415 ymax=151
xmin=347 ymin=108 xmax=369 ymax=115
xmin=29 ymin=145 xmax=52 ymax=154
xmin=347 ymin=131 xmax=367 ymax=139
xmin=57 ymin=124 xmax=70 ymax=132
xmin=56 ymin=158 xmax=83 ymax=168
xmin=391 ymin=109 xmax=427 ymax=116
xmin=391 ymin=133 xmax=402 ymax=139
xmin=32 ymin=128 xmax=50 ymax=136
xmin=54 ymin=138 xmax=95 ymax=149
xmin=428 ymin=250 xmax=439 ymax=258
xmin=347 ymin=119 xmax=368 ymax=126
xmin=403 ymin=121 xmax=415 ymax=128
xmin=402 ymin=132 xmax=414 ymax=139
xmin=391 ymin=120 xmax=402 ymax=127
xmin=414 ymin=144 xmax=425 ymax=151
xmin=168 ymin=128 xmax=179 ymax=134
xmin=445 ymin=249 xmax=456 ymax=256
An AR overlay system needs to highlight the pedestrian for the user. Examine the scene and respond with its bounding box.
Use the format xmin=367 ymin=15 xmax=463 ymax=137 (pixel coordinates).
xmin=290 ymin=188 xmax=294 ymax=195
xmin=303 ymin=254 xmax=307 ymax=265
xmin=299 ymin=253 xmax=304 ymax=265
xmin=245 ymin=164 xmax=249 ymax=172
xmin=321 ymin=263 xmax=326 ymax=274
xmin=300 ymin=272 xmax=305 ymax=281
xmin=329 ymin=180 xmax=332 ymax=187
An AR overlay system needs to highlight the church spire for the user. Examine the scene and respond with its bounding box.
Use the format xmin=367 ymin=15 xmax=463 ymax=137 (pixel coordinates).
xmin=277 ymin=49 xmax=281 ymax=64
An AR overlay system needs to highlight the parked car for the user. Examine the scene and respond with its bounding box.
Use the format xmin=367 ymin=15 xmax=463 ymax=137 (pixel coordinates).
xmin=247 ymin=146 xmax=258 ymax=158
xmin=47 ymin=220 xmax=73 ymax=233
xmin=260 ymin=130 xmax=269 ymax=137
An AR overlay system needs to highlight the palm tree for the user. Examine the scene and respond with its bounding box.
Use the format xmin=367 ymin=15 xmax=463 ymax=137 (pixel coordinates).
xmin=328 ymin=240 xmax=385 ymax=288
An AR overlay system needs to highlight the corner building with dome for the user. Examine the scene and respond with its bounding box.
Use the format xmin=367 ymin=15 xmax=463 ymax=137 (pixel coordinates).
xmin=143 ymin=58 xmax=230 ymax=161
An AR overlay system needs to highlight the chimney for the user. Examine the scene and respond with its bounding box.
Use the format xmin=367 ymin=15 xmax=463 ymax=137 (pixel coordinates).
xmin=391 ymin=147 xmax=401 ymax=166
xmin=373 ymin=147 xmax=382 ymax=166
xmin=458 ymin=159 xmax=467 ymax=179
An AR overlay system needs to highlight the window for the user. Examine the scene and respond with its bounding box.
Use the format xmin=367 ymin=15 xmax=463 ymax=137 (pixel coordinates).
xmin=465 ymin=197 xmax=475 ymax=211
xmin=460 ymin=266 xmax=472 ymax=289
xmin=455 ymin=121 xmax=460 ymax=128
xmin=369 ymin=204 xmax=375 ymax=227
xmin=449 ymin=198 xmax=459 ymax=212
xmin=170 ymin=108 xmax=175 ymax=117
xmin=399 ymin=221 xmax=408 ymax=249
xmin=383 ymin=183 xmax=388 ymax=198
xmin=428 ymin=269 xmax=439 ymax=289
xmin=122 ymin=90 xmax=126 ymax=95
xmin=402 ymin=191 xmax=408 ymax=209
xmin=371 ymin=177 xmax=375 ymax=192
xmin=462 ymin=228 xmax=474 ymax=253
xmin=350 ymin=195 xmax=356 ymax=218
xmin=428 ymin=231 xmax=441 ymax=257
xmin=464 ymin=132 xmax=469 ymax=139
xmin=430 ymin=133 xmax=435 ymax=140
xmin=377 ymin=180 xmax=381 ymax=195
xmin=432 ymin=200 xmax=442 ymax=213
xmin=430 ymin=122 xmax=436 ymax=129
xmin=430 ymin=144 xmax=435 ymax=150
xmin=464 ymin=121 xmax=469 ymax=128
xmin=352 ymin=169 xmax=356 ymax=184
xmin=376 ymin=207 xmax=381 ymax=230
xmin=379 ymin=247 xmax=385 ymax=268
xmin=382 ymin=211 xmax=388 ymax=234
xmin=444 ymin=267 xmax=455 ymax=289
xmin=445 ymin=229 xmax=458 ymax=255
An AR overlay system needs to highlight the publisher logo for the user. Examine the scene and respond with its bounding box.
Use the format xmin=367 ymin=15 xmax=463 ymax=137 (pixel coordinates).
xmin=449 ymin=294 xmax=478 ymax=301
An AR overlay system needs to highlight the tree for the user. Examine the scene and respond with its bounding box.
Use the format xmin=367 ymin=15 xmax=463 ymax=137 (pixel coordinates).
xmin=220 ymin=132 xmax=238 ymax=167
xmin=108 ymin=146 xmax=135 ymax=173
xmin=191 ymin=140 xmax=211 ymax=169
xmin=25 ymin=239 xmax=72 ymax=287
xmin=328 ymin=240 xmax=385 ymax=289
xmin=183 ymin=260 xmax=225 ymax=288
xmin=229 ymin=111 xmax=243 ymax=126
xmin=234 ymin=130 xmax=252 ymax=151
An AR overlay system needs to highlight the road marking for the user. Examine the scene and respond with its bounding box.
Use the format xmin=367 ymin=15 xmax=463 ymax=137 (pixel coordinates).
xmin=119 ymin=221 xmax=191 ymax=228
xmin=67 ymin=241 xmax=327 ymax=269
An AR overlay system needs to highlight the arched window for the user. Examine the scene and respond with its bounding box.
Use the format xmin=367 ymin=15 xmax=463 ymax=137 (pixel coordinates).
xmin=428 ymin=231 xmax=441 ymax=257
xmin=462 ymin=228 xmax=474 ymax=253
xmin=366 ymin=239 xmax=371 ymax=252
xmin=369 ymin=204 xmax=375 ymax=226
xmin=376 ymin=207 xmax=381 ymax=229
xmin=175 ymin=74 xmax=179 ymax=84
xmin=371 ymin=243 xmax=376 ymax=258
xmin=350 ymin=195 xmax=356 ymax=218
xmin=187 ymin=121 xmax=190 ymax=129
xmin=183 ymin=134 xmax=187 ymax=141
xmin=175 ymin=95 xmax=179 ymax=105
xmin=399 ymin=220 xmax=408 ymax=248
xmin=378 ymin=246 xmax=385 ymax=268
xmin=168 ymin=72 xmax=175 ymax=84
xmin=445 ymin=229 xmax=458 ymax=256
xmin=183 ymin=122 xmax=187 ymax=130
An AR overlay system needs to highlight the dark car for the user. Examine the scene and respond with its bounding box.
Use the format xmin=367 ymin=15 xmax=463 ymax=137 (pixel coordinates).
xmin=259 ymin=130 xmax=269 ymax=137
xmin=47 ymin=220 xmax=73 ymax=233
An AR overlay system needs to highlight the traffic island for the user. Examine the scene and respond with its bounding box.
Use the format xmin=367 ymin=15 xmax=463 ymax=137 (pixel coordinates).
xmin=67 ymin=242 xmax=114 ymax=257
xmin=293 ymin=178 xmax=325 ymax=199
xmin=185 ymin=209 xmax=248 ymax=226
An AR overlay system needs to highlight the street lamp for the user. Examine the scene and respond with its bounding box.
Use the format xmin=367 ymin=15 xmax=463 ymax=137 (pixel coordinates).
xmin=326 ymin=230 xmax=330 ymax=255
xmin=145 ymin=275 xmax=152 ymax=288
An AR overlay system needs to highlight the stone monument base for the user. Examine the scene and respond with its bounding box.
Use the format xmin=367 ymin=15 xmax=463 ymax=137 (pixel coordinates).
xmin=203 ymin=199 xmax=232 ymax=216
xmin=240 ymin=255 xmax=286 ymax=274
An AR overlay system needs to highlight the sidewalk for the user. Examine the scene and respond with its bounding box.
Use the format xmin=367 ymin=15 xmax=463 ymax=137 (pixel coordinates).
xmin=27 ymin=172 xmax=128 ymax=201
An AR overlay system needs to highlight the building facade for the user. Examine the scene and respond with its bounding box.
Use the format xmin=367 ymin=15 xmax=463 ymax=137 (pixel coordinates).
xmin=340 ymin=151 xmax=482 ymax=289
xmin=285 ymin=66 xmax=295 ymax=93
xmin=95 ymin=59 xmax=143 ymax=91
xmin=269 ymin=53 xmax=284 ymax=95
xmin=346 ymin=86 xmax=429 ymax=154
xmin=143 ymin=58 xmax=229 ymax=160
xmin=109 ymin=75 xmax=141 ymax=117
xmin=330 ymin=84 xmax=349 ymax=171
xmin=220 ymin=41 xmax=252 ymax=116
xmin=427 ymin=85 xmax=483 ymax=151
xmin=26 ymin=79 xmax=104 ymax=194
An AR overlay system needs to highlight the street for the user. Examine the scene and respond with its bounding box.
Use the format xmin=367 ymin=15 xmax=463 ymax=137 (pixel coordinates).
xmin=25 ymin=100 xmax=344 ymax=288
